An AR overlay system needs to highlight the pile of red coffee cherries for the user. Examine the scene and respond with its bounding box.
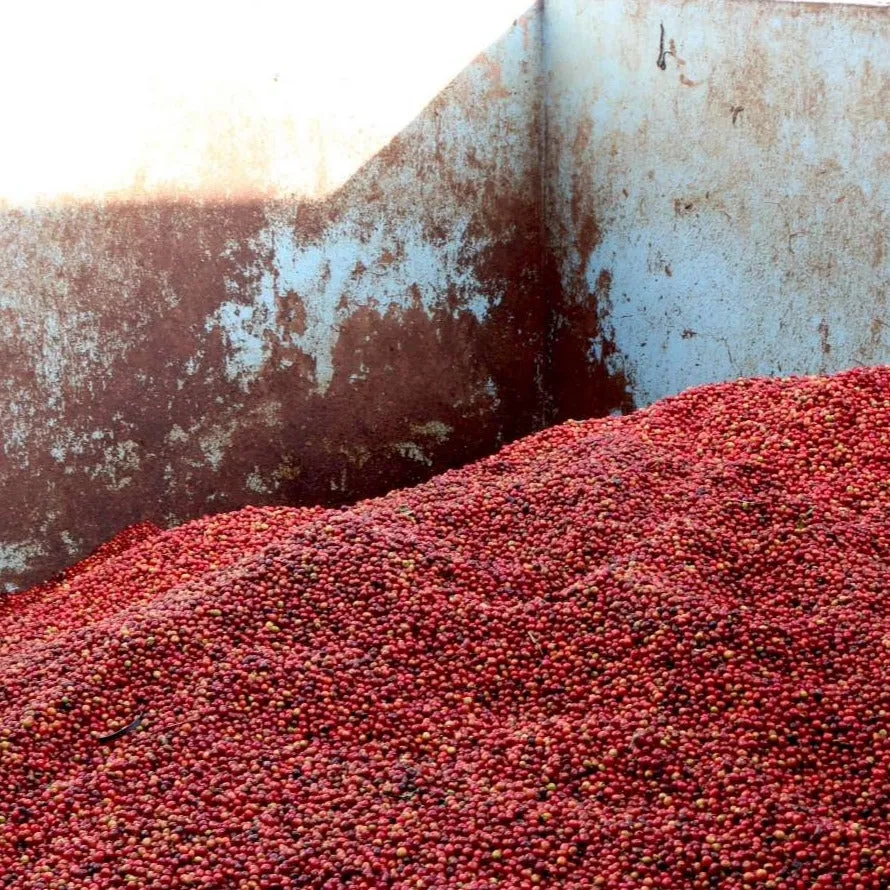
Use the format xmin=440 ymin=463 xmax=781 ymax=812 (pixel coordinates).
xmin=3 ymin=368 xmax=890 ymax=889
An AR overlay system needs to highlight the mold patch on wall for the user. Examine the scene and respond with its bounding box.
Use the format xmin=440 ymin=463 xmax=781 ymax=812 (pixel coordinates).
xmin=0 ymin=8 xmax=547 ymax=590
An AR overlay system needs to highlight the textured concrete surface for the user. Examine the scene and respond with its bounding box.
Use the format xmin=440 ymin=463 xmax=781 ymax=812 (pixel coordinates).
xmin=0 ymin=6 xmax=549 ymax=590
xmin=544 ymin=0 xmax=890 ymax=407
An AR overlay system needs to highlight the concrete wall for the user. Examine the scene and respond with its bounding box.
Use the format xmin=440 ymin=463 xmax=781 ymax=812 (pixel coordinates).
xmin=544 ymin=0 xmax=890 ymax=409
xmin=11 ymin=0 xmax=890 ymax=589
xmin=0 ymin=1 xmax=545 ymax=590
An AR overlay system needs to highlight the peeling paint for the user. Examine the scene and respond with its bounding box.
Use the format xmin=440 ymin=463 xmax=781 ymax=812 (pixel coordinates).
xmin=0 ymin=541 xmax=45 ymax=591
xmin=391 ymin=442 xmax=433 ymax=466
xmin=59 ymin=530 xmax=81 ymax=557
xmin=207 ymin=210 xmax=502 ymax=395
xmin=209 ymin=293 xmax=276 ymax=388
xmin=86 ymin=439 xmax=141 ymax=490
xmin=197 ymin=422 xmax=239 ymax=473
xmin=410 ymin=420 xmax=454 ymax=443
xmin=245 ymin=470 xmax=272 ymax=495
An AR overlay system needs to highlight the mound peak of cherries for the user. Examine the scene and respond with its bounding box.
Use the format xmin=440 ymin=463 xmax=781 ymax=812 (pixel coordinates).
xmin=3 ymin=368 xmax=890 ymax=889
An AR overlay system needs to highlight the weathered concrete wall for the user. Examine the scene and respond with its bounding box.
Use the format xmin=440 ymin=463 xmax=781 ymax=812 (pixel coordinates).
xmin=0 ymin=4 xmax=545 ymax=590
xmin=17 ymin=0 xmax=890 ymax=589
xmin=544 ymin=0 xmax=890 ymax=410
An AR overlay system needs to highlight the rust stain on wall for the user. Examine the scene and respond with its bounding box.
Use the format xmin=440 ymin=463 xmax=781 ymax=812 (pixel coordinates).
xmin=0 ymin=10 xmax=549 ymax=591
xmin=542 ymin=68 xmax=636 ymax=423
xmin=543 ymin=255 xmax=635 ymax=423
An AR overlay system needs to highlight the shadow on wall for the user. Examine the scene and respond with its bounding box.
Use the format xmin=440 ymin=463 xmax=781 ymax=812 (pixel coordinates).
xmin=0 ymin=3 xmax=633 ymax=591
